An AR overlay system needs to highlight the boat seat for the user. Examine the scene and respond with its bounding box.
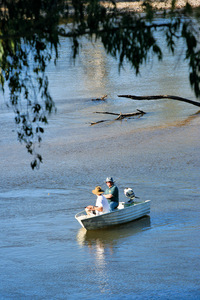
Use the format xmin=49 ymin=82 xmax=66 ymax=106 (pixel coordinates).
xmin=118 ymin=201 xmax=134 ymax=209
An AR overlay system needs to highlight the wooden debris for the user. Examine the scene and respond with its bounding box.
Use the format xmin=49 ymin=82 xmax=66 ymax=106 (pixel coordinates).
xmin=90 ymin=120 xmax=109 ymax=126
xmin=91 ymin=94 xmax=107 ymax=101
xmin=118 ymin=94 xmax=200 ymax=107
xmin=90 ymin=109 xmax=146 ymax=125
xmin=95 ymin=109 xmax=146 ymax=118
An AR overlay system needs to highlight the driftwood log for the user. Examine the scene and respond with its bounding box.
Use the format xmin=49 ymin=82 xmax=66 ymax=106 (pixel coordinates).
xmin=90 ymin=109 xmax=146 ymax=125
xmin=118 ymin=94 xmax=200 ymax=107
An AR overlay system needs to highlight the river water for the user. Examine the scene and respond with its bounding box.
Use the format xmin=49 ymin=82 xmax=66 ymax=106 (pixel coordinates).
xmin=0 ymin=27 xmax=200 ymax=299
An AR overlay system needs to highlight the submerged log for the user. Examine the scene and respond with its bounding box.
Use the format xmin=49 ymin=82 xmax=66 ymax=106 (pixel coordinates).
xmin=90 ymin=120 xmax=109 ymax=125
xmin=118 ymin=94 xmax=200 ymax=107
xmin=95 ymin=109 xmax=146 ymax=117
xmin=91 ymin=94 xmax=107 ymax=101
xmin=90 ymin=109 xmax=146 ymax=125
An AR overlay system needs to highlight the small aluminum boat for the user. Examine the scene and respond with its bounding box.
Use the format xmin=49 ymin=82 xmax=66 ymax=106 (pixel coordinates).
xmin=75 ymin=200 xmax=151 ymax=230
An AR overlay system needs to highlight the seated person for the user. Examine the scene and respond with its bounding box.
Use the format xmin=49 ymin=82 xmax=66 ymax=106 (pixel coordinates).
xmin=104 ymin=177 xmax=119 ymax=211
xmin=85 ymin=186 xmax=110 ymax=216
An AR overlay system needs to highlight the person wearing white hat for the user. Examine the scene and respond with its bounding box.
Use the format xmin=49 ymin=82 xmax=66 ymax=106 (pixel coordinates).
xmin=85 ymin=186 xmax=110 ymax=216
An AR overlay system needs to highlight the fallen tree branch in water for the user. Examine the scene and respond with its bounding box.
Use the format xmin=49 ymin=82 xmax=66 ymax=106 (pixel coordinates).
xmin=91 ymin=95 xmax=107 ymax=101
xmin=90 ymin=120 xmax=109 ymax=125
xmin=90 ymin=109 xmax=146 ymax=125
xmin=118 ymin=95 xmax=200 ymax=107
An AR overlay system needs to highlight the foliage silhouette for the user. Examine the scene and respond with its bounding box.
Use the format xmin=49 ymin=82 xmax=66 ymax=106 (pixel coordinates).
xmin=0 ymin=0 xmax=200 ymax=168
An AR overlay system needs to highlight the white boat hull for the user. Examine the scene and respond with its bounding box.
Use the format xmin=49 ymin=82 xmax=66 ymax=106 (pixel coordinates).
xmin=75 ymin=200 xmax=151 ymax=230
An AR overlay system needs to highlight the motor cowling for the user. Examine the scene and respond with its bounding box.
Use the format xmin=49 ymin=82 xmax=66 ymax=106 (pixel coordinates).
xmin=124 ymin=188 xmax=135 ymax=200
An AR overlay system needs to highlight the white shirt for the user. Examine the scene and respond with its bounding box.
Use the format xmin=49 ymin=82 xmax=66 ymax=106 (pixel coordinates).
xmin=95 ymin=195 xmax=110 ymax=215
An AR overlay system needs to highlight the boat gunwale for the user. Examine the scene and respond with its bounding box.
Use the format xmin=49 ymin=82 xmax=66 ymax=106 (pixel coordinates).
xmin=75 ymin=200 xmax=151 ymax=222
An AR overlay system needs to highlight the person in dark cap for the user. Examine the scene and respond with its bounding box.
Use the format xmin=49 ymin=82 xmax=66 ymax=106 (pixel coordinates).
xmin=104 ymin=177 xmax=119 ymax=211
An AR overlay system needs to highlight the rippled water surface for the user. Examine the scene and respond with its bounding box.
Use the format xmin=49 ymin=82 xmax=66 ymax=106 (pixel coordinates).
xmin=0 ymin=27 xmax=200 ymax=299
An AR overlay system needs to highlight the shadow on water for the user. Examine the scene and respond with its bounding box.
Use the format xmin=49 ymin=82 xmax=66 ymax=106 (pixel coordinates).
xmin=76 ymin=216 xmax=151 ymax=249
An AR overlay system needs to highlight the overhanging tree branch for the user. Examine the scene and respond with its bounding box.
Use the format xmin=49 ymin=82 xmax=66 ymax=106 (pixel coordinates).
xmin=57 ymin=22 xmax=175 ymax=38
xmin=1 ymin=0 xmax=200 ymax=169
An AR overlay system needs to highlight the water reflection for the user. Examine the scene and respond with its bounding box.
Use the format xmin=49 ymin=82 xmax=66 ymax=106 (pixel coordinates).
xmin=76 ymin=217 xmax=150 ymax=293
xmin=77 ymin=216 xmax=151 ymax=253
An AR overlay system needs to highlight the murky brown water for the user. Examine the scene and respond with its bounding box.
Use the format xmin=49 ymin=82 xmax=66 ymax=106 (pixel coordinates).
xmin=0 ymin=31 xmax=200 ymax=299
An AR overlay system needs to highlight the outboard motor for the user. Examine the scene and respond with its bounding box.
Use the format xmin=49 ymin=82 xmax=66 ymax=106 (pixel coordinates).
xmin=118 ymin=188 xmax=135 ymax=209
xmin=124 ymin=188 xmax=135 ymax=203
